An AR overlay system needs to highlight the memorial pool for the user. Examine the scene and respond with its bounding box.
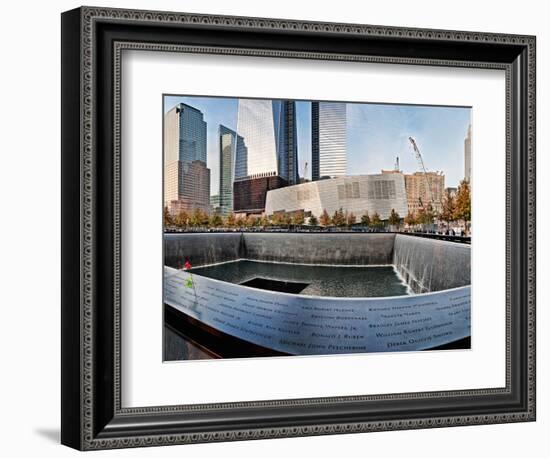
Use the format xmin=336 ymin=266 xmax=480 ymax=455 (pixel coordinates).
xmin=190 ymin=260 xmax=409 ymax=298
xmin=163 ymin=233 xmax=472 ymax=358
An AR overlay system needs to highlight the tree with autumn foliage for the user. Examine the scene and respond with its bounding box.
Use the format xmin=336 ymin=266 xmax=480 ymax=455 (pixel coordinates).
xmin=440 ymin=188 xmax=456 ymax=229
xmin=164 ymin=206 xmax=173 ymax=227
xmin=454 ymin=180 xmax=471 ymax=230
xmin=271 ymin=212 xmax=285 ymax=226
xmin=332 ymin=207 xmax=346 ymax=227
xmin=346 ymin=211 xmax=356 ymax=227
xmin=292 ymin=212 xmax=305 ymax=226
xmin=245 ymin=215 xmax=257 ymax=227
xmin=235 ymin=215 xmax=246 ymax=228
xmin=404 ymin=211 xmax=416 ymax=227
xmin=319 ymin=209 xmax=331 ymax=227
xmin=225 ymin=212 xmax=236 ymax=227
xmin=174 ymin=210 xmax=189 ymax=228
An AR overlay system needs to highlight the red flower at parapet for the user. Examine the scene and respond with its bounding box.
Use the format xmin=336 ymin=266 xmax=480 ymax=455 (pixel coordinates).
xmin=184 ymin=261 xmax=192 ymax=270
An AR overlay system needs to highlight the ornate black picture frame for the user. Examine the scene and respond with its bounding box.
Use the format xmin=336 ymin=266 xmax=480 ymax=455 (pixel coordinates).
xmin=61 ymin=6 xmax=536 ymax=450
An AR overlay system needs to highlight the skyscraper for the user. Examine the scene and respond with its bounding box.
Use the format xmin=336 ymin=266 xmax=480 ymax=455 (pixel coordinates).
xmin=233 ymin=99 xmax=298 ymax=214
xmin=311 ymin=102 xmax=347 ymax=181
xmin=218 ymin=125 xmax=238 ymax=216
xmin=164 ymin=103 xmax=210 ymax=214
xmin=464 ymin=124 xmax=472 ymax=184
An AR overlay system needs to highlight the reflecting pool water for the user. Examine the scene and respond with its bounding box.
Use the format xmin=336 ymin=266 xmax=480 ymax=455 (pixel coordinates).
xmin=190 ymin=260 xmax=409 ymax=298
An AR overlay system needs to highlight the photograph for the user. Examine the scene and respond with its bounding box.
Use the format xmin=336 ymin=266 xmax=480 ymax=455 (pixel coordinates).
xmin=55 ymin=3 xmax=538 ymax=452
xmin=162 ymin=95 xmax=472 ymax=360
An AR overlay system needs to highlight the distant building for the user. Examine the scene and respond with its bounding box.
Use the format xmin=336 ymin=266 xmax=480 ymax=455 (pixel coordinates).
xmin=233 ymin=99 xmax=298 ymax=214
xmin=218 ymin=125 xmax=239 ymax=216
xmin=210 ymin=194 xmax=221 ymax=215
xmin=164 ymin=103 xmax=210 ymax=214
xmin=464 ymin=124 xmax=472 ymax=184
xmin=235 ymin=176 xmax=289 ymax=215
xmin=445 ymin=187 xmax=458 ymax=198
xmin=404 ymin=172 xmax=445 ymax=214
xmin=265 ymin=174 xmax=408 ymax=220
xmin=166 ymin=160 xmax=211 ymax=215
xmin=381 ymin=169 xmax=445 ymax=214
xmin=311 ymin=102 xmax=347 ymax=181
xmin=164 ymin=103 xmax=207 ymax=165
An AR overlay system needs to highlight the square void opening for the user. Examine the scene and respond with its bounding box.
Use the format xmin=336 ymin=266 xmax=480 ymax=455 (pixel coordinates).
xmin=240 ymin=277 xmax=309 ymax=294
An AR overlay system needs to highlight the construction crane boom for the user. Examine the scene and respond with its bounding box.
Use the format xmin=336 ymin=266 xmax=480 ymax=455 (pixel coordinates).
xmin=408 ymin=136 xmax=435 ymax=207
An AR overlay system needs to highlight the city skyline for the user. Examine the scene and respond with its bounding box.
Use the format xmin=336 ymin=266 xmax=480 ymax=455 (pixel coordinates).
xmin=164 ymin=95 xmax=471 ymax=196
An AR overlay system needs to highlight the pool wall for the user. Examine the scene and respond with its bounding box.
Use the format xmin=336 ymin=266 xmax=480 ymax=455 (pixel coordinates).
xmin=165 ymin=233 xmax=395 ymax=267
xmin=164 ymin=232 xmax=471 ymax=292
xmin=243 ymin=233 xmax=395 ymax=265
xmin=393 ymin=235 xmax=471 ymax=293
xmin=164 ymin=233 xmax=243 ymax=268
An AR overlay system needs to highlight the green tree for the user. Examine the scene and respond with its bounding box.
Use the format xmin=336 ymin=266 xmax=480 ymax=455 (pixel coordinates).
xmin=454 ymin=180 xmax=471 ymax=228
xmin=309 ymin=214 xmax=319 ymax=226
xmin=319 ymin=209 xmax=331 ymax=227
xmin=190 ymin=208 xmax=208 ymax=227
xmin=417 ymin=204 xmax=434 ymax=226
xmin=440 ymin=188 xmax=456 ymax=229
xmin=371 ymin=212 xmax=382 ymax=229
xmin=259 ymin=215 xmax=270 ymax=227
xmin=164 ymin=206 xmax=173 ymax=227
xmin=209 ymin=213 xmax=223 ymax=227
xmin=346 ymin=211 xmax=356 ymax=227
xmin=388 ymin=208 xmax=400 ymax=227
xmin=360 ymin=211 xmax=371 ymax=226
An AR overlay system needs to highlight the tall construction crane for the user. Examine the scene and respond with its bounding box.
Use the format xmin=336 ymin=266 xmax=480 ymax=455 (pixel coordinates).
xmin=408 ymin=136 xmax=435 ymax=207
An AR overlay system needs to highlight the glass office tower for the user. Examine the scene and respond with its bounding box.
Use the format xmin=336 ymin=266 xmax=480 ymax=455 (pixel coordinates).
xmin=218 ymin=125 xmax=238 ymax=216
xmin=311 ymin=102 xmax=347 ymax=181
xmin=164 ymin=103 xmax=210 ymax=213
xmin=233 ymin=99 xmax=298 ymax=213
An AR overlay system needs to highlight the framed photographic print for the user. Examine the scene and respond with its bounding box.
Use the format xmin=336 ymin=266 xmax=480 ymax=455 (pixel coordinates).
xmin=61 ymin=6 xmax=536 ymax=450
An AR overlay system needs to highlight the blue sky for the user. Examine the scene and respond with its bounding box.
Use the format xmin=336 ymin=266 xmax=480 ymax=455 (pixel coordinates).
xmin=164 ymin=95 xmax=471 ymax=195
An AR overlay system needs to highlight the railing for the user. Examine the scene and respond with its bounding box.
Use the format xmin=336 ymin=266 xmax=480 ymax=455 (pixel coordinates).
xmin=164 ymin=226 xmax=471 ymax=243
xmin=397 ymin=231 xmax=471 ymax=244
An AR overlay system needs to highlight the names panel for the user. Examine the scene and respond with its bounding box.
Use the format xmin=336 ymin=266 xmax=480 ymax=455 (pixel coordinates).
xmin=164 ymin=267 xmax=470 ymax=355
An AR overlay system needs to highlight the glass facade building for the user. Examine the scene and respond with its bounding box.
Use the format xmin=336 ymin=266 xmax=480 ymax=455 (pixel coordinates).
xmin=311 ymin=102 xmax=347 ymax=181
xmin=234 ymin=99 xmax=298 ymax=184
xmin=164 ymin=103 xmax=210 ymax=212
xmin=233 ymin=98 xmax=298 ymax=214
xmin=218 ymin=125 xmax=238 ymax=216
xmin=164 ymin=103 xmax=207 ymax=164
